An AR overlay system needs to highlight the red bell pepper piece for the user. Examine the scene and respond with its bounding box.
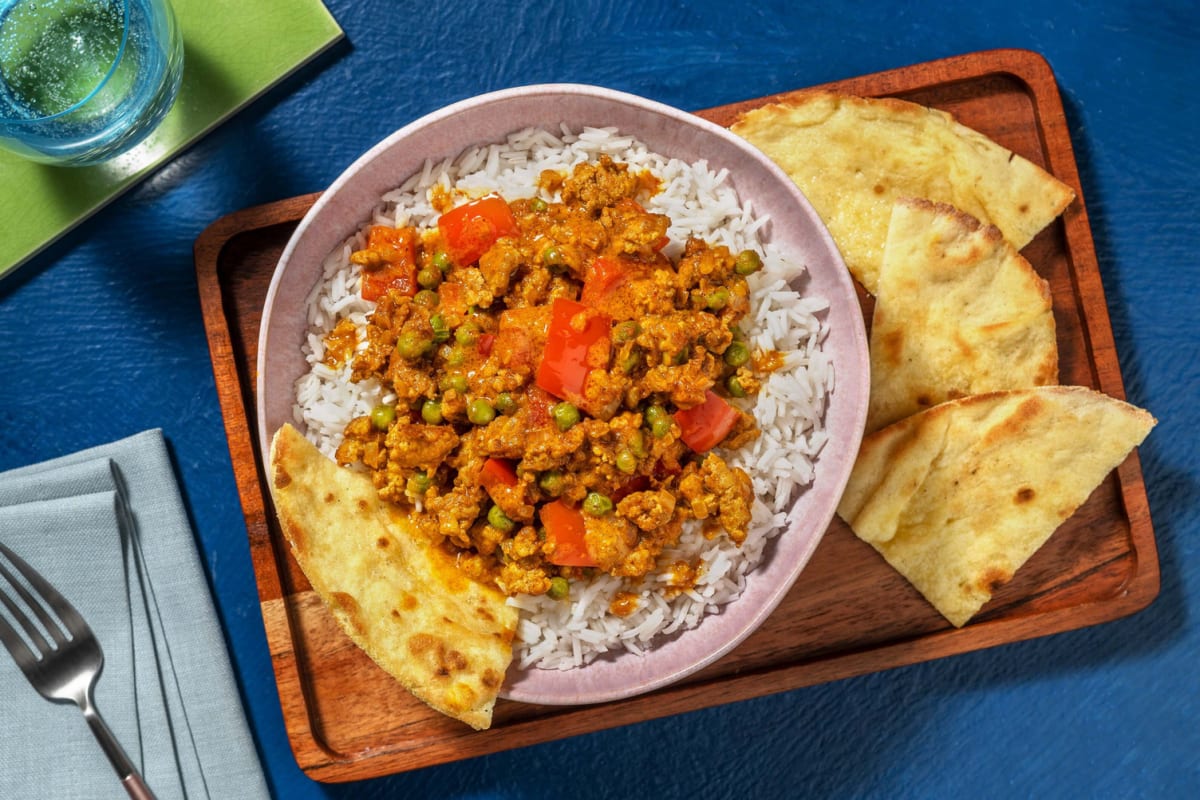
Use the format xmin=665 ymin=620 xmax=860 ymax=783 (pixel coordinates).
xmin=580 ymin=255 xmax=630 ymax=308
xmin=480 ymin=457 xmax=518 ymax=493
xmin=359 ymin=226 xmax=418 ymax=301
xmin=535 ymin=298 xmax=611 ymax=401
xmin=540 ymin=500 xmax=596 ymax=567
xmin=437 ymin=195 xmax=519 ymax=266
xmin=674 ymin=390 xmax=740 ymax=453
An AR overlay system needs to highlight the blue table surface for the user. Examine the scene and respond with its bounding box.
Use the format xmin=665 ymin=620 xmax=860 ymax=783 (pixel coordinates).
xmin=2 ymin=1 xmax=1197 ymax=797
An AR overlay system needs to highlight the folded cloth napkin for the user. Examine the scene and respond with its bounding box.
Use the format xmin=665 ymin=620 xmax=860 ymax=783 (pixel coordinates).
xmin=0 ymin=430 xmax=270 ymax=800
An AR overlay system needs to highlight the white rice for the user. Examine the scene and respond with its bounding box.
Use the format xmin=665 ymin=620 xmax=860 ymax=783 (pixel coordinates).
xmin=292 ymin=126 xmax=832 ymax=670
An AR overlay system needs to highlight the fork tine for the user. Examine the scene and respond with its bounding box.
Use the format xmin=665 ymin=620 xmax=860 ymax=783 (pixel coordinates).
xmin=0 ymin=558 xmax=57 ymax=654
xmin=0 ymin=604 xmax=39 ymax=669
xmin=0 ymin=542 xmax=73 ymax=649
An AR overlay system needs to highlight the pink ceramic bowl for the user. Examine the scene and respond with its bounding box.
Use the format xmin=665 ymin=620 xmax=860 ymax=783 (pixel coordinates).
xmin=257 ymin=84 xmax=868 ymax=706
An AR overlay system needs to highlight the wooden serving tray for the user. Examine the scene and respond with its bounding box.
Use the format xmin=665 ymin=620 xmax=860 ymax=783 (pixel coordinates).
xmin=195 ymin=49 xmax=1157 ymax=782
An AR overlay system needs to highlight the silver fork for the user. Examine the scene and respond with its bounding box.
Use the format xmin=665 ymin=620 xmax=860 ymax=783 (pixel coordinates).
xmin=0 ymin=541 xmax=156 ymax=800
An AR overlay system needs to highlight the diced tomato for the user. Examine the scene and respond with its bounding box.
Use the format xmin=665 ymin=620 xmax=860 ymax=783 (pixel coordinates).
xmin=366 ymin=225 xmax=413 ymax=262
xmin=580 ymin=256 xmax=630 ymax=308
xmin=359 ymin=226 xmax=418 ymax=301
xmin=535 ymin=298 xmax=612 ymax=401
xmin=437 ymin=281 xmax=468 ymax=323
xmin=674 ymin=390 xmax=741 ymax=453
xmin=478 ymin=333 xmax=496 ymax=357
xmin=540 ymin=500 xmax=596 ymax=567
xmin=480 ymin=457 xmax=518 ymax=493
xmin=437 ymin=195 xmax=519 ymax=266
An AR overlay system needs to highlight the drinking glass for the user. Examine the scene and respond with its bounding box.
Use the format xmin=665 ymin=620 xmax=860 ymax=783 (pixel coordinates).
xmin=0 ymin=0 xmax=183 ymax=166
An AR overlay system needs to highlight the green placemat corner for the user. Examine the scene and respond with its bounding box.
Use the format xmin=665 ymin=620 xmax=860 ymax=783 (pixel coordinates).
xmin=0 ymin=0 xmax=344 ymax=281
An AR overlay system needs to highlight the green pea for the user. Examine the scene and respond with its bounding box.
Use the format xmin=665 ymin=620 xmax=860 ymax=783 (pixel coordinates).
xmin=445 ymin=345 xmax=467 ymax=367
xmin=645 ymin=404 xmax=672 ymax=438
xmin=547 ymin=576 xmax=569 ymax=600
xmin=615 ymin=449 xmax=637 ymax=474
xmin=413 ymin=289 xmax=439 ymax=308
xmin=468 ymin=398 xmax=495 ymax=425
xmin=583 ymin=492 xmax=613 ymax=517
xmin=417 ymin=267 xmax=442 ymax=289
xmin=629 ymin=429 xmax=646 ymax=458
xmin=421 ymin=399 xmax=443 ymax=424
xmin=726 ymin=375 xmax=747 ymax=398
xmin=369 ymin=404 xmax=395 ymax=431
xmin=531 ymin=197 xmax=548 ymax=213
xmin=552 ymin=402 xmax=580 ymax=431
xmin=407 ymin=470 xmax=432 ymax=495
xmin=432 ymin=251 xmax=452 ymax=273
xmin=487 ymin=505 xmax=515 ymax=533
xmin=734 ymin=249 xmax=762 ymax=276
xmin=429 ymin=313 xmax=450 ymax=342
xmin=613 ymin=320 xmax=640 ymax=343
xmin=542 ymin=245 xmax=565 ymax=269
xmin=723 ymin=341 xmax=750 ymax=368
xmin=495 ymin=392 xmax=516 ymax=415
xmin=454 ymin=322 xmax=479 ymax=346
xmin=706 ymin=287 xmax=730 ymax=311
xmin=442 ymin=373 xmax=468 ymax=394
xmin=396 ymin=330 xmax=432 ymax=360
xmin=538 ymin=470 xmax=564 ymax=495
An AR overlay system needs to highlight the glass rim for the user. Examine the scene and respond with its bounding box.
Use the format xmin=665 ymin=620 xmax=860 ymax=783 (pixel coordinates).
xmin=0 ymin=0 xmax=132 ymax=126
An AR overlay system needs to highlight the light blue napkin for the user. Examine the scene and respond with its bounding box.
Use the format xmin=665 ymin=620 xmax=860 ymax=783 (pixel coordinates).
xmin=0 ymin=430 xmax=270 ymax=800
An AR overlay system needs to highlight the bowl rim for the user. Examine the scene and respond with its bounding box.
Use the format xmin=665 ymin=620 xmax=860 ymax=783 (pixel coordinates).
xmin=256 ymin=82 xmax=869 ymax=706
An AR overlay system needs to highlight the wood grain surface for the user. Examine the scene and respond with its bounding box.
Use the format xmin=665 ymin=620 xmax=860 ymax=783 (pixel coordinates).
xmin=194 ymin=49 xmax=1157 ymax=782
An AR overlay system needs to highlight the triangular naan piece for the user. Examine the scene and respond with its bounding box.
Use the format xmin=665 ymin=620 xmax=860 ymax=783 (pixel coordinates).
xmin=837 ymin=387 xmax=1155 ymax=627
xmin=866 ymin=198 xmax=1058 ymax=431
xmin=731 ymin=92 xmax=1075 ymax=293
xmin=268 ymin=423 xmax=517 ymax=729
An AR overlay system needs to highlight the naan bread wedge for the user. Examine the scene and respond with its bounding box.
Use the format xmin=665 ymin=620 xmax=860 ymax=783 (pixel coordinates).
xmin=866 ymin=198 xmax=1058 ymax=431
xmin=837 ymin=387 xmax=1155 ymax=627
xmin=730 ymin=92 xmax=1075 ymax=293
xmin=268 ymin=423 xmax=517 ymax=730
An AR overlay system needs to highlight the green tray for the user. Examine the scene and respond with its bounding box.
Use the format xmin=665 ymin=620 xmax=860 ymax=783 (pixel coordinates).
xmin=0 ymin=0 xmax=343 ymax=279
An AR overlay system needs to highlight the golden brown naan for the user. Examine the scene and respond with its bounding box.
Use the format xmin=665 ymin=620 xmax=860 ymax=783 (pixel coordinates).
xmin=837 ymin=387 xmax=1155 ymax=627
xmin=866 ymin=198 xmax=1058 ymax=431
xmin=268 ymin=423 xmax=517 ymax=729
xmin=730 ymin=91 xmax=1075 ymax=294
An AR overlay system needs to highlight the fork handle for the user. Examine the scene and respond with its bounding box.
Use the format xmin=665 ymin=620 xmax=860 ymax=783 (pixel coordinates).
xmin=82 ymin=703 xmax=157 ymax=800
xmin=120 ymin=774 xmax=157 ymax=800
